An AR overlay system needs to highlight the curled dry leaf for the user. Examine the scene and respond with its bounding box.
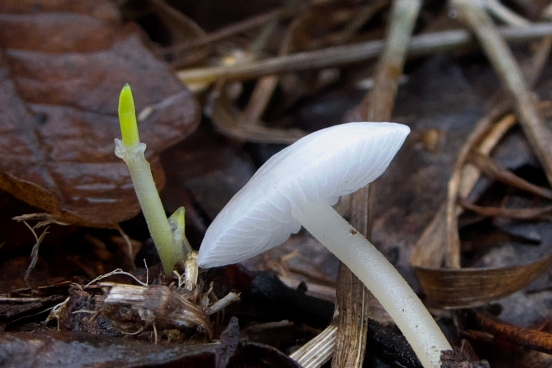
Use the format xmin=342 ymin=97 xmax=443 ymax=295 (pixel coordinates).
xmin=0 ymin=0 xmax=200 ymax=227
xmin=415 ymin=251 xmax=552 ymax=308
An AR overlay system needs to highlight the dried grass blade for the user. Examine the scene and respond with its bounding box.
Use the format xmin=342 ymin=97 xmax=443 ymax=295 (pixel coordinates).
xmin=332 ymin=263 xmax=369 ymax=368
xmin=149 ymin=0 xmax=210 ymax=66
xmin=241 ymin=1 xmax=297 ymax=128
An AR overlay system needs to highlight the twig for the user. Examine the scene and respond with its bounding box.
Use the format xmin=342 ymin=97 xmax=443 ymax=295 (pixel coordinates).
xmin=177 ymin=23 xmax=552 ymax=84
xmin=327 ymin=1 xmax=389 ymax=46
xmin=85 ymin=269 xmax=148 ymax=287
xmin=349 ymin=0 xmax=421 ymax=122
xmin=205 ymin=292 xmax=240 ymax=315
xmin=333 ymin=263 xmax=369 ymax=368
xmin=22 ymin=222 xmax=49 ymax=285
xmin=240 ymin=1 xmax=386 ymax=133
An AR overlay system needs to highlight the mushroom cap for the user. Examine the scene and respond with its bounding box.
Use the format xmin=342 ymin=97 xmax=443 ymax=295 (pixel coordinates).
xmin=198 ymin=122 xmax=410 ymax=268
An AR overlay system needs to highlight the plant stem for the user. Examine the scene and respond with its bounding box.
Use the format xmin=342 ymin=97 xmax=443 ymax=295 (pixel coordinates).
xmin=116 ymin=85 xmax=187 ymax=274
xmin=291 ymin=200 xmax=452 ymax=368
xmin=115 ymin=141 xmax=185 ymax=274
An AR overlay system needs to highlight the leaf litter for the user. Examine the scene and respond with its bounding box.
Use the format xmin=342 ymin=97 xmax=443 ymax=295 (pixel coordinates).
xmin=3 ymin=0 xmax=552 ymax=367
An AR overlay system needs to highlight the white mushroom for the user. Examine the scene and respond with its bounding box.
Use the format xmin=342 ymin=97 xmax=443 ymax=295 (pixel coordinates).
xmin=198 ymin=122 xmax=452 ymax=367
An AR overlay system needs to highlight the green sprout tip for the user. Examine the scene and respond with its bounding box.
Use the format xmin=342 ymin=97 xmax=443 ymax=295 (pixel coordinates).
xmin=118 ymin=84 xmax=140 ymax=146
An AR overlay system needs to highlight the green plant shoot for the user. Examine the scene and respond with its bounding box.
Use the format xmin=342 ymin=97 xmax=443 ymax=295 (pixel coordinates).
xmin=115 ymin=84 xmax=190 ymax=274
xmin=118 ymin=84 xmax=140 ymax=146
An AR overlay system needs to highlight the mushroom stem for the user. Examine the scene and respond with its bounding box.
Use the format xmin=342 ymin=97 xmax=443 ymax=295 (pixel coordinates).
xmin=291 ymin=199 xmax=451 ymax=368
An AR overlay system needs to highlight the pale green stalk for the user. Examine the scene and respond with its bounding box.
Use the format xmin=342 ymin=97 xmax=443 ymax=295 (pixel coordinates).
xmin=115 ymin=84 xmax=188 ymax=274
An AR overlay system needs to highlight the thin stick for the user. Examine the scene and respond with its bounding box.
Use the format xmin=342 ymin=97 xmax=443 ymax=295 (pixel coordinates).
xmin=177 ymin=23 xmax=552 ymax=84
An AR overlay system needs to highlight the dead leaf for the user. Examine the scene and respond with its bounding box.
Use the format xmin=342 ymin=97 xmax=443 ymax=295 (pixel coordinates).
xmin=415 ymin=251 xmax=552 ymax=308
xmin=0 ymin=0 xmax=200 ymax=227
xmin=0 ymin=329 xmax=220 ymax=367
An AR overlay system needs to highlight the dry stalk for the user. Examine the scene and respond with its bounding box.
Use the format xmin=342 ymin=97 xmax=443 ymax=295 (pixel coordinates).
xmin=177 ymin=23 xmax=552 ymax=84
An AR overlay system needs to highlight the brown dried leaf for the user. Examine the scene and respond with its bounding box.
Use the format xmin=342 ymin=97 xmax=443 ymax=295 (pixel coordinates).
xmin=415 ymin=251 xmax=552 ymax=308
xmin=0 ymin=0 xmax=200 ymax=227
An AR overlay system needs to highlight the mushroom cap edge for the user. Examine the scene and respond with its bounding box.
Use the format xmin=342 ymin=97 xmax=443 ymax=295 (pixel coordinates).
xmin=198 ymin=122 xmax=410 ymax=268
